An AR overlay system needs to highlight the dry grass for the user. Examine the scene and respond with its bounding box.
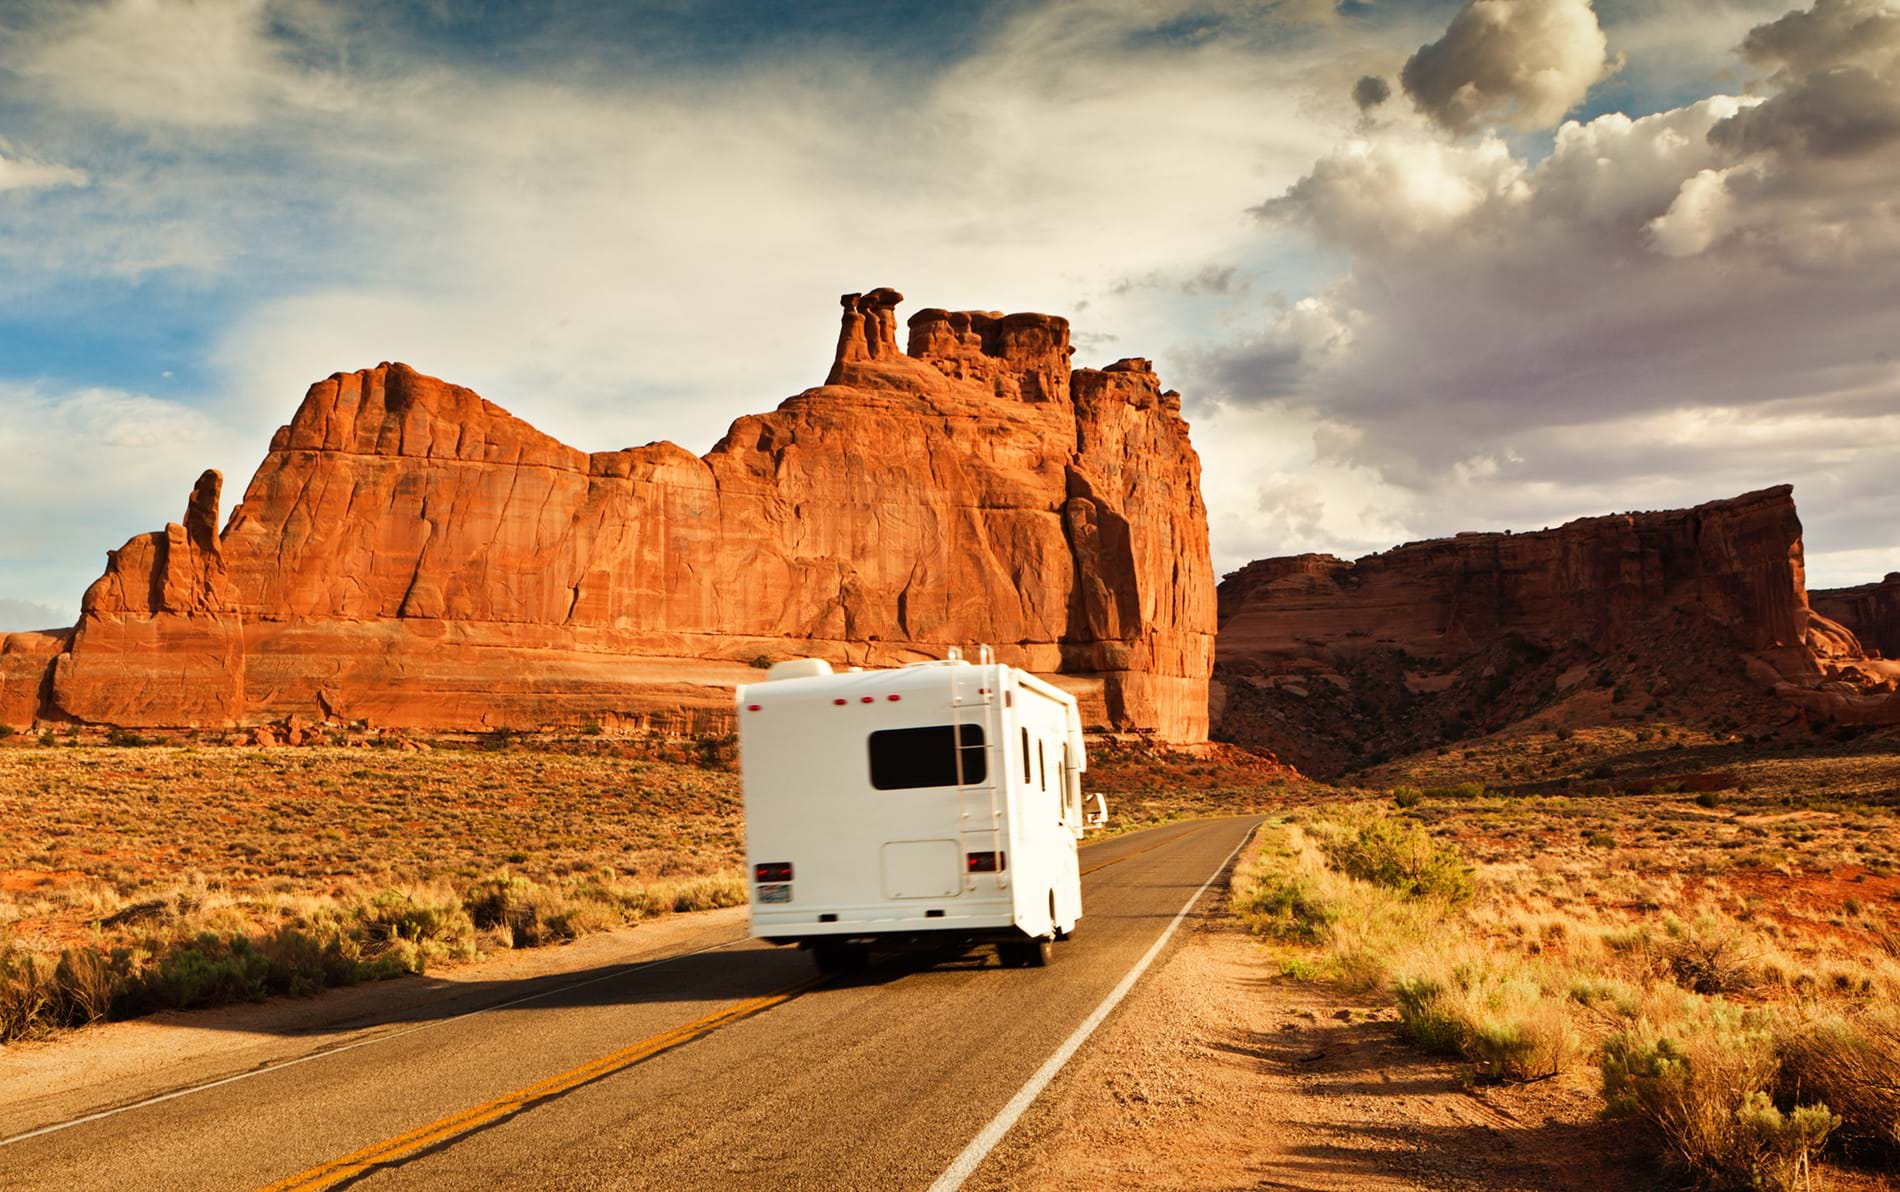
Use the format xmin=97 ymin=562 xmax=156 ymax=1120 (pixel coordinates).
xmin=0 ymin=741 xmax=747 ymax=1041
xmin=1234 ymin=742 xmax=1900 ymax=1189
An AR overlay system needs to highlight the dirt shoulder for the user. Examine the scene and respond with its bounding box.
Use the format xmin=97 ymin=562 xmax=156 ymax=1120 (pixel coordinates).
xmin=974 ymin=892 xmax=1646 ymax=1191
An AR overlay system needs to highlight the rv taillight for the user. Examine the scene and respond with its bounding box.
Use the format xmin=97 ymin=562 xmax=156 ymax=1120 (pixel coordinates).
xmin=966 ymin=851 xmax=1005 ymax=873
xmin=746 ymin=704 xmax=762 ymax=712
xmin=755 ymin=861 xmax=793 ymax=882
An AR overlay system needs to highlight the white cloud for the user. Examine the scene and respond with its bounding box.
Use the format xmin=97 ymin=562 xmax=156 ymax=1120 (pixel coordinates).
xmin=0 ymin=382 xmax=248 ymax=611
xmin=1400 ymin=0 xmax=1618 ymax=131
xmin=0 ymin=146 xmax=87 ymax=192
xmin=1207 ymin=0 xmax=1900 ymax=584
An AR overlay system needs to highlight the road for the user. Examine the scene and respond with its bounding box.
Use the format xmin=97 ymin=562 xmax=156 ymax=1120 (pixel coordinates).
xmin=0 ymin=816 xmax=1258 ymax=1191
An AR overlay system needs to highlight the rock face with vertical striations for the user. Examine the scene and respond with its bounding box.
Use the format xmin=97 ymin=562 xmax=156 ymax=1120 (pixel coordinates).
xmin=1813 ymin=574 xmax=1900 ymax=660
xmin=28 ymin=288 xmax=1216 ymax=740
xmin=1214 ymin=487 xmax=1900 ymax=776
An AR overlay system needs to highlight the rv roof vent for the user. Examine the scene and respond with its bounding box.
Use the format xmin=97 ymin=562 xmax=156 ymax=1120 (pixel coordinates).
xmin=766 ymin=658 xmax=834 ymax=681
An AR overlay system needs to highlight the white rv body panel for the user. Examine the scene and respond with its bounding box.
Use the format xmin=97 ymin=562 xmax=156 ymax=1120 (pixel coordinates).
xmin=738 ymin=659 xmax=1089 ymax=947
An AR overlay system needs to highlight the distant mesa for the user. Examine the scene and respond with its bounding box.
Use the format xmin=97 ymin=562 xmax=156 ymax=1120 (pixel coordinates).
xmin=1213 ymin=486 xmax=1900 ymax=778
xmin=1 ymin=288 xmax=1216 ymax=741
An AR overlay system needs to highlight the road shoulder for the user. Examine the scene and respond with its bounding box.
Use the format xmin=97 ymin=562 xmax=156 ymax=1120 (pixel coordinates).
xmin=970 ymin=888 xmax=1644 ymax=1191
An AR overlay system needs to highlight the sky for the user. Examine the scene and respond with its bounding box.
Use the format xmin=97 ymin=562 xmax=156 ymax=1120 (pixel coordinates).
xmin=1 ymin=0 xmax=1896 ymax=631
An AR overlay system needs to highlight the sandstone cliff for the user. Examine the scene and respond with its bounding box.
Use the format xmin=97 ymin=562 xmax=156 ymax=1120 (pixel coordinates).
xmin=23 ymin=288 xmax=1216 ymax=740
xmin=1214 ymin=487 xmax=1899 ymax=776
xmin=1813 ymin=574 xmax=1900 ymax=660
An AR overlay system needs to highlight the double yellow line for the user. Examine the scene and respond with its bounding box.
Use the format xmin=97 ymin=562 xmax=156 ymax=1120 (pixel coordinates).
xmin=260 ymin=976 xmax=821 ymax=1192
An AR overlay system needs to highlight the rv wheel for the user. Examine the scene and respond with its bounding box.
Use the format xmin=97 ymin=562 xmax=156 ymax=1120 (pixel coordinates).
xmin=812 ymin=942 xmax=869 ymax=976
xmin=998 ymin=939 xmax=1052 ymax=968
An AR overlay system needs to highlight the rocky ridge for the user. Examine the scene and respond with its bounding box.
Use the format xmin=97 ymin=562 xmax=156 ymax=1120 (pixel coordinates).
xmin=3 ymin=288 xmax=1217 ymax=741
xmin=1813 ymin=574 xmax=1900 ymax=661
xmin=1214 ymin=487 xmax=1900 ymax=777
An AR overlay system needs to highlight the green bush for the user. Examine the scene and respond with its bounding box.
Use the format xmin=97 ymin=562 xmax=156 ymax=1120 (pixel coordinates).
xmin=1392 ymin=786 xmax=1423 ymax=809
xmin=146 ymin=933 xmax=272 ymax=1009
xmin=1318 ymin=816 xmax=1473 ymax=903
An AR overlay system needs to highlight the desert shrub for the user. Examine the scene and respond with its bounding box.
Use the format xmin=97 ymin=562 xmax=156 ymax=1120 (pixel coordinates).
xmin=580 ymin=719 xmax=604 ymax=736
xmin=1233 ymin=870 xmax=1335 ymax=942
xmin=1317 ymin=815 xmax=1473 ymax=903
xmin=749 ymin=655 xmax=772 ymax=669
xmin=1697 ymin=791 xmax=1723 ymax=809
xmin=0 ymin=939 xmax=54 ymax=1041
xmin=1569 ymin=972 xmax=1644 ymax=1018
xmin=1659 ymin=915 xmax=1757 ymax=995
xmin=1422 ymin=781 xmax=1485 ymax=801
xmin=356 ymin=889 xmax=475 ymax=971
xmin=0 ymin=724 xmax=13 ymax=738
xmin=1603 ymin=1002 xmax=1836 ymax=1191
xmin=1776 ymin=1007 xmax=1900 ymax=1158
xmin=52 ymin=947 xmax=116 ymax=1026
xmin=1587 ymin=830 xmax=1617 ymax=848
xmin=1392 ymin=786 xmax=1423 ymax=809
xmin=463 ymin=873 xmax=540 ymax=932
xmin=258 ymin=922 xmax=362 ymax=997
xmin=1394 ymin=952 xmax=1577 ymax=1081
xmin=667 ymin=874 xmax=747 ymax=913
xmin=144 ymin=933 xmax=272 ymax=1009
xmin=105 ymin=728 xmax=155 ymax=747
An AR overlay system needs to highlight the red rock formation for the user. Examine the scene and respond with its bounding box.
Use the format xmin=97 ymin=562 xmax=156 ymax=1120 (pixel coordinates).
xmin=52 ymin=470 xmax=244 ymax=726
xmin=38 ymin=289 xmax=1216 ymax=740
xmin=0 ymin=630 xmax=67 ymax=727
xmin=1813 ymin=574 xmax=1900 ymax=660
xmin=1214 ymin=487 xmax=1900 ymax=775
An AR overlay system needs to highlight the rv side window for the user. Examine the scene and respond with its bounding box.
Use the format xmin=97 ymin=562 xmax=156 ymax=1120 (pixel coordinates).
xmin=1021 ymin=728 xmax=1031 ymax=785
xmin=1038 ymin=739 xmax=1046 ymax=791
xmin=868 ymin=725 xmax=987 ymax=790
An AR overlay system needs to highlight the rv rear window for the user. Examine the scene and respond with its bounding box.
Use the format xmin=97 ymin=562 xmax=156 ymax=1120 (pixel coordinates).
xmin=868 ymin=725 xmax=987 ymax=790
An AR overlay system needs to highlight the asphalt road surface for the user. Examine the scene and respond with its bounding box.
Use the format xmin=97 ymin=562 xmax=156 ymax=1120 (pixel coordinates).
xmin=0 ymin=816 xmax=1258 ymax=1191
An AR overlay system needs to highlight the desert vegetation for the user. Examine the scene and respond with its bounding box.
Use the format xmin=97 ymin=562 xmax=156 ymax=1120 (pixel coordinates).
xmin=0 ymin=738 xmax=747 ymax=1042
xmin=1234 ymin=745 xmax=1900 ymax=1190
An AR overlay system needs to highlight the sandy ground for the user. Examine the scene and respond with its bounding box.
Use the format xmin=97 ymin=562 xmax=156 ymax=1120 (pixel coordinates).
xmin=975 ymin=897 xmax=1650 ymax=1192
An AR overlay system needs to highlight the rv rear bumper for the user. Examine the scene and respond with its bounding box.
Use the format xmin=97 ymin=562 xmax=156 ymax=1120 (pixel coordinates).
xmin=751 ymin=904 xmax=1018 ymax=943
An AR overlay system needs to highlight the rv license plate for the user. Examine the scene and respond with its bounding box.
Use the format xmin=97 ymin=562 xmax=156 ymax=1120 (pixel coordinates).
xmin=756 ymin=883 xmax=791 ymax=904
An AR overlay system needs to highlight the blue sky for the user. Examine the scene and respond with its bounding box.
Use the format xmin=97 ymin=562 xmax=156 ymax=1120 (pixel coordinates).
xmin=3 ymin=0 xmax=1896 ymax=632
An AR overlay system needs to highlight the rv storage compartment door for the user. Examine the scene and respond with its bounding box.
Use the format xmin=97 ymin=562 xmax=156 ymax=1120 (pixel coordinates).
xmin=881 ymin=839 xmax=961 ymax=900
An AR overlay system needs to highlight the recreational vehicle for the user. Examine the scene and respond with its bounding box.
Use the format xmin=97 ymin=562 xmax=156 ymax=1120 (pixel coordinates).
xmin=737 ymin=650 xmax=1107 ymax=974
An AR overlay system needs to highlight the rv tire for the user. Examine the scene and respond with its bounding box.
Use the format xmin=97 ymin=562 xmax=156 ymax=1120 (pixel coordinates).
xmin=997 ymin=938 xmax=1052 ymax=968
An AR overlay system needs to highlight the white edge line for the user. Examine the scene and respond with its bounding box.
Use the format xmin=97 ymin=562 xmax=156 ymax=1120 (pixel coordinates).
xmin=926 ymin=821 xmax=1257 ymax=1192
xmin=0 ymin=933 xmax=750 ymax=1149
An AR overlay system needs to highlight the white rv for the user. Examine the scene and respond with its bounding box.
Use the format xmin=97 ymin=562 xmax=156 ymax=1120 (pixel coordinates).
xmin=737 ymin=650 xmax=1106 ymax=973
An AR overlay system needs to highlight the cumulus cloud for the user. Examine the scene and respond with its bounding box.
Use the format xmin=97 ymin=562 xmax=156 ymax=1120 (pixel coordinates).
xmin=1210 ymin=0 xmax=1900 ymax=584
xmin=1400 ymin=0 xmax=1617 ymax=131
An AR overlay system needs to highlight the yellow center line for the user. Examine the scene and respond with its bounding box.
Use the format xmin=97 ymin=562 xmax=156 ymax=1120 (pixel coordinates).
xmin=258 ymin=976 xmax=822 ymax=1192
xmin=1079 ymin=835 xmax=1174 ymax=875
